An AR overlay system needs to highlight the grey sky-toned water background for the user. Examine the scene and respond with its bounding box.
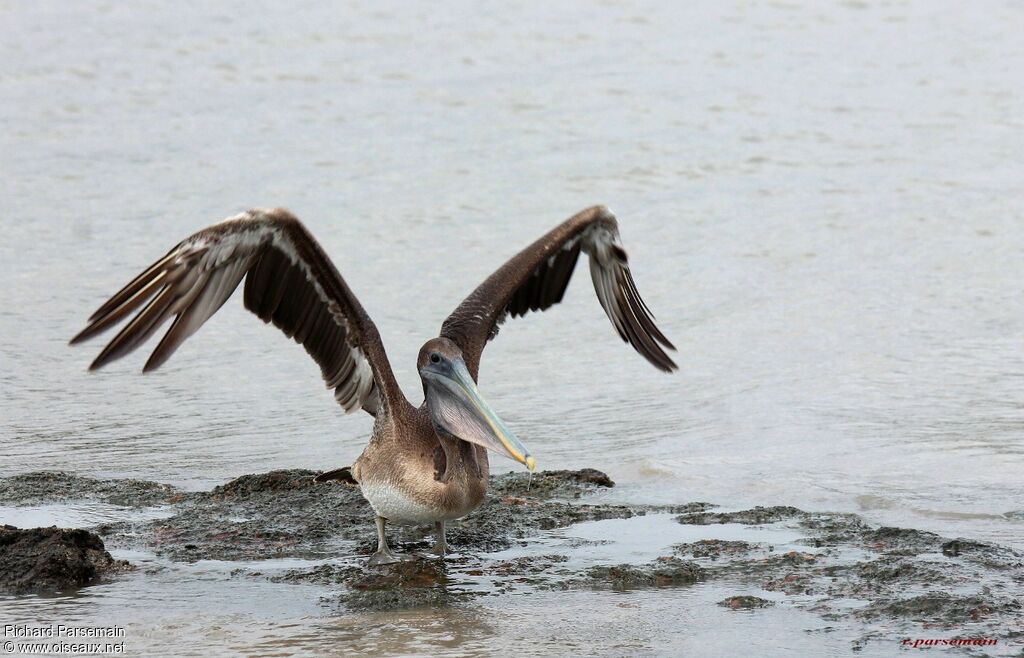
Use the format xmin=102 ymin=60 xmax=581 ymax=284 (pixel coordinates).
xmin=1 ymin=1 xmax=1023 ymax=655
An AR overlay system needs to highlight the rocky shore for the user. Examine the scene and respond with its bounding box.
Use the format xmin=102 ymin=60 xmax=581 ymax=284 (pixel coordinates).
xmin=1 ymin=468 xmax=1020 ymax=651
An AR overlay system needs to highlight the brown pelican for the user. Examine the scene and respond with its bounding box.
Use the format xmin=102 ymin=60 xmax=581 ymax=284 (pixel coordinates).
xmin=71 ymin=205 xmax=676 ymax=564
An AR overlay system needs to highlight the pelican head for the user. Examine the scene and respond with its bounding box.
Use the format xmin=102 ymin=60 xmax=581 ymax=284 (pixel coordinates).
xmin=417 ymin=337 xmax=535 ymax=471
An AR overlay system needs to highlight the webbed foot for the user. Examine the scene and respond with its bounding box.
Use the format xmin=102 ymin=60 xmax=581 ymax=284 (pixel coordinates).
xmin=368 ymin=515 xmax=411 ymax=566
xmin=367 ymin=548 xmax=403 ymax=566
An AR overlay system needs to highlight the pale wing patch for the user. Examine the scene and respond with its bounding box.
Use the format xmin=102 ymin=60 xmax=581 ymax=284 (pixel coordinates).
xmin=72 ymin=209 xmax=381 ymax=414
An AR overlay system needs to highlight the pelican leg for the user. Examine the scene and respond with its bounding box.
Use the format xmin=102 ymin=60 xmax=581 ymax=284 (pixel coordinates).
xmin=368 ymin=515 xmax=401 ymax=566
xmin=432 ymin=520 xmax=448 ymax=557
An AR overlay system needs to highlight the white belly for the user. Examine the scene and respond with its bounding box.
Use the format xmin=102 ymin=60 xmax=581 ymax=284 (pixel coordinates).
xmin=360 ymin=482 xmax=457 ymax=525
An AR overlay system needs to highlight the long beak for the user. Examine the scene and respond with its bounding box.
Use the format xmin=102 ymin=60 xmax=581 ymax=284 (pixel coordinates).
xmin=422 ymin=358 xmax=535 ymax=471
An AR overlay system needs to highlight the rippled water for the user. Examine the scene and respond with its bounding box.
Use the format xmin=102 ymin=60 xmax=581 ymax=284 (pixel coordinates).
xmin=2 ymin=0 xmax=1022 ymax=655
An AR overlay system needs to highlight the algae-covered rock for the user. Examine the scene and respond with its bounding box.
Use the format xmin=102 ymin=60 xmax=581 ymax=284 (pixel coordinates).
xmin=3 ymin=467 xmax=1023 ymax=651
xmin=860 ymin=526 xmax=944 ymax=555
xmin=489 ymin=468 xmax=614 ymax=499
xmin=346 ymin=559 xmax=477 ymax=610
xmin=0 ymin=471 xmax=181 ymax=507
xmin=0 ymin=525 xmax=130 ymax=593
xmin=719 ymin=595 xmax=774 ymax=609
xmin=676 ymin=505 xmax=803 ymax=526
xmin=673 ymin=539 xmax=758 ymax=560
xmin=210 ymin=469 xmax=320 ymax=498
xmin=588 ymin=557 xmax=703 ymax=590
xmin=857 ymin=593 xmax=1023 ymax=625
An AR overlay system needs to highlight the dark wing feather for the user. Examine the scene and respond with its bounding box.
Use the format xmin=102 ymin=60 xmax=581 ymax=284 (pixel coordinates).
xmin=440 ymin=205 xmax=677 ymax=380
xmin=71 ymin=208 xmax=402 ymax=416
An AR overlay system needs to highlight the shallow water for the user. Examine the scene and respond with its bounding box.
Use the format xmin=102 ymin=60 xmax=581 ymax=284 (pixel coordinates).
xmin=2 ymin=0 xmax=1022 ymax=655
xmin=1 ymin=514 xmax=867 ymax=657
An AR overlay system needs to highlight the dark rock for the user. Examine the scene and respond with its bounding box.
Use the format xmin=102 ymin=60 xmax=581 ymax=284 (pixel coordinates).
xmin=0 ymin=471 xmax=180 ymax=507
xmin=855 ymin=557 xmax=917 ymax=582
xmin=719 ymin=595 xmax=774 ymax=609
xmin=489 ymin=468 xmax=614 ymax=500
xmin=210 ymin=469 xmax=320 ymax=498
xmin=763 ymin=572 xmax=814 ymax=595
xmin=942 ymin=538 xmax=985 ymax=557
xmin=0 ymin=525 xmax=130 ymax=593
xmin=486 ymin=554 xmax=569 ymax=577
xmin=677 ymin=505 xmax=803 ymax=526
xmin=588 ymin=557 xmax=703 ymax=590
xmin=277 ymin=559 xmax=477 ymax=610
xmin=857 ymin=593 xmax=1022 ymax=624
xmin=553 ymin=468 xmax=615 ymax=488
xmin=938 ymin=537 xmax=1024 ymax=569
xmin=666 ymin=502 xmax=717 ymax=515
xmin=861 ymin=526 xmax=943 ymax=555
xmin=273 ymin=562 xmax=365 ymax=586
xmin=777 ymin=551 xmax=817 ymax=566
xmin=343 ymin=583 xmax=473 ymax=611
xmin=799 ymin=512 xmax=869 ymax=546
xmin=674 ymin=539 xmax=758 ymax=560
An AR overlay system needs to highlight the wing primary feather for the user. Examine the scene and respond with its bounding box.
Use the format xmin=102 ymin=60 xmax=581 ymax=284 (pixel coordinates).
xmin=436 ymin=206 xmax=676 ymax=377
xmin=75 ymin=210 xmax=403 ymax=417
xmin=614 ymin=270 xmax=676 ymax=371
xmin=612 ymin=281 xmax=659 ymax=366
xmin=143 ymin=256 xmax=250 ymax=373
xmin=622 ymin=267 xmax=657 ymax=324
xmin=86 ymin=250 xmax=178 ymax=322
xmin=70 ymin=270 xmax=170 ymax=345
xmin=590 ymin=257 xmax=629 ymax=342
xmin=90 ymin=284 xmax=179 ymax=370
xmin=621 ymin=268 xmax=675 ymax=350
xmin=143 ymin=273 xmax=218 ymax=372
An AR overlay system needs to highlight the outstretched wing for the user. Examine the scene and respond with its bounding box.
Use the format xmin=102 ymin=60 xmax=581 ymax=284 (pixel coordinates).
xmin=71 ymin=208 xmax=403 ymax=416
xmin=440 ymin=205 xmax=677 ymax=380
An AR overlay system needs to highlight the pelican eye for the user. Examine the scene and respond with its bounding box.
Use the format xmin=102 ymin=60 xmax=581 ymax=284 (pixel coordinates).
xmin=430 ymin=353 xmax=441 ymax=364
